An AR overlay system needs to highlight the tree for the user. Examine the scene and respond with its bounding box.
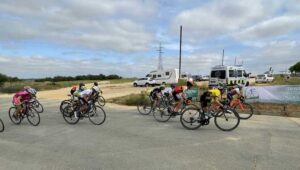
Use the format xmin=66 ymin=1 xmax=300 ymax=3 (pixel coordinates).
xmin=289 ymin=61 xmax=300 ymax=73
xmin=0 ymin=73 xmax=8 ymax=86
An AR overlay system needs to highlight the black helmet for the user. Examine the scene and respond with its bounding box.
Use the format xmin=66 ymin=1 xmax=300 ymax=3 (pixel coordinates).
xmin=94 ymin=82 xmax=98 ymax=86
xmin=79 ymin=82 xmax=85 ymax=87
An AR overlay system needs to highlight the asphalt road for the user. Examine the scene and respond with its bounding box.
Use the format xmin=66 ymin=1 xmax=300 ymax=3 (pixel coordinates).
xmin=0 ymin=97 xmax=299 ymax=170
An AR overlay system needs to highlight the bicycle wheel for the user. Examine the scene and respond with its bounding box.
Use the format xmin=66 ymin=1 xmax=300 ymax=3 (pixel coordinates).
xmin=60 ymin=100 xmax=72 ymax=113
xmin=27 ymin=109 xmax=40 ymax=126
xmin=89 ymin=106 xmax=106 ymax=125
xmin=62 ymin=105 xmax=80 ymax=125
xmin=0 ymin=119 xmax=4 ymax=132
xmin=137 ymin=98 xmax=153 ymax=115
xmin=97 ymin=96 xmax=106 ymax=107
xmin=8 ymin=107 xmax=22 ymax=125
xmin=180 ymin=108 xmax=202 ymax=130
xmin=33 ymin=100 xmax=44 ymax=113
xmin=234 ymin=102 xmax=254 ymax=120
xmin=153 ymin=106 xmax=172 ymax=122
xmin=214 ymin=108 xmax=240 ymax=131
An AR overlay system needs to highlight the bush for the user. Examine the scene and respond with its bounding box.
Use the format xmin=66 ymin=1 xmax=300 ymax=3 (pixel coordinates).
xmin=109 ymin=90 xmax=150 ymax=106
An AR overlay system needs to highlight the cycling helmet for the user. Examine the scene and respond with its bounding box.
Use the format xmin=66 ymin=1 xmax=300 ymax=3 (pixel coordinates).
xmin=94 ymin=82 xmax=98 ymax=86
xmin=71 ymin=86 xmax=77 ymax=91
xmin=170 ymin=83 xmax=177 ymax=89
xmin=187 ymin=78 xmax=194 ymax=87
xmin=26 ymin=88 xmax=37 ymax=95
xmin=160 ymin=85 xmax=166 ymax=90
xmin=79 ymin=83 xmax=86 ymax=91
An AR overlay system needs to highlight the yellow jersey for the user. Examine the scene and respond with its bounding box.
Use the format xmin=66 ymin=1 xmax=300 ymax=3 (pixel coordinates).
xmin=209 ymin=89 xmax=221 ymax=97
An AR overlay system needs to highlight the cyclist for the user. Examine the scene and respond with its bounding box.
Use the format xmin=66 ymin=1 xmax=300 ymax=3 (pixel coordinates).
xmin=150 ymin=85 xmax=165 ymax=108
xmin=228 ymin=84 xmax=243 ymax=106
xmin=171 ymin=83 xmax=185 ymax=115
xmin=12 ymin=87 xmax=37 ymax=118
xmin=208 ymin=85 xmax=224 ymax=109
xmin=91 ymin=82 xmax=102 ymax=102
xmin=79 ymin=82 xmax=86 ymax=92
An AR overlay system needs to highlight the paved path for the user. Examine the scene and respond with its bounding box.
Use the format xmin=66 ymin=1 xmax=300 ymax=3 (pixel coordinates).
xmin=0 ymin=97 xmax=299 ymax=170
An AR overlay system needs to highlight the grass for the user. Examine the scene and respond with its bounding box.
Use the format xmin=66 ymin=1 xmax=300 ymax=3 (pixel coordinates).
xmin=108 ymin=90 xmax=150 ymax=106
xmin=269 ymin=75 xmax=300 ymax=85
xmin=109 ymin=78 xmax=136 ymax=84
xmin=0 ymin=79 xmax=134 ymax=93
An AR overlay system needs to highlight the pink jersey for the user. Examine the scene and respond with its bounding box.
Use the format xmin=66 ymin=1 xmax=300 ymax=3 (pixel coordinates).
xmin=13 ymin=91 xmax=31 ymax=105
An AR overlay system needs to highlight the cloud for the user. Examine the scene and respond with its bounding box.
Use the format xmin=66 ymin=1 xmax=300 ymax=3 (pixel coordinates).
xmin=0 ymin=0 xmax=156 ymax=52
xmin=235 ymin=15 xmax=300 ymax=40
xmin=171 ymin=0 xmax=271 ymax=41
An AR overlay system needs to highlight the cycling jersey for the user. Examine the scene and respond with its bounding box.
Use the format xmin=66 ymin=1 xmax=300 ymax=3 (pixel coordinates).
xmin=150 ymin=88 xmax=162 ymax=100
xmin=209 ymin=89 xmax=221 ymax=97
xmin=162 ymin=87 xmax=172 ymax=95
xmin=13 ymin=91 xmax=31 ymax=105
xmin=80 ymin=89 xmax=93 ymax=98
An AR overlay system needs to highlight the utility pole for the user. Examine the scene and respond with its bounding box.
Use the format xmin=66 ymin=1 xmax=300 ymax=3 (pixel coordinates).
xmin=222 ymin=49 xmax=224 ymax=66
xmin=157 ymin=42 xmax=164 ymax=70
xmin=234 ymin=56 xmax=237 ymax=66
xmin=179 ymin=25 xmax=182 ymax=78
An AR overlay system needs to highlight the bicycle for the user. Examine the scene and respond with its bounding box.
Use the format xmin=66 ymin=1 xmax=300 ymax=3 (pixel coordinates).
xmin=137 ymin=94 xmax=175 ymax=116
xmin=60 ymin=94 xmax=76 ymax=114
xmin=8 ymin=101 xmax=41 ymax=126
xmin=153 ymin=97 xmax=200 ymax=122
xmin=227 ymin=96 xmax=253 ymax=120
xmin=0 ymin=118 xmax=4 ymax=132
xmin=61 ymin=99 xmax=106 ymax=125
xmin=180 ymin=102 xmax=240 ymax=131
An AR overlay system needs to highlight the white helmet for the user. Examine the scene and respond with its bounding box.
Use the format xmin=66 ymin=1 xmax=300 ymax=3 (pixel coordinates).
xmin=26 ymin=88 xmax=37 ymax=95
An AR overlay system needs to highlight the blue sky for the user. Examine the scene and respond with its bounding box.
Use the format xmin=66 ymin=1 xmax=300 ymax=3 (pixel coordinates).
xmin=0 ymin=0 xmax=299 ymax=78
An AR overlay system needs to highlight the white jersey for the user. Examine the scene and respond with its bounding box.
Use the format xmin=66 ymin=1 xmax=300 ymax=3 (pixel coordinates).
xmin=80 ymin=89 xmax=93 ymax=97
xmin=162 ymin=87 xmax=172 ymax=94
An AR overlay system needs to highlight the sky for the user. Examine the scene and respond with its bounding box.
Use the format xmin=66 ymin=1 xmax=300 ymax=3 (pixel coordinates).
xmin=0 ymin=0 xmax=299 ymax=78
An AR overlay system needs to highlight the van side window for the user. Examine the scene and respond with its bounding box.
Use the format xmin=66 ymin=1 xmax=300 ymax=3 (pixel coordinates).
xmin=153 ymin=75 xmax=157 ymax=78
xmin=166 ymin=72 xmax=170 ymax=76
xmin=158 ymin=74 xmax=161 ymax=78
xmin=211 ymin=70 xmax=226 ymax=79
xmin=229 ymin=70 xmax=234 ymax=77
xmin=237 ymin=70 xmax=243 ymax=77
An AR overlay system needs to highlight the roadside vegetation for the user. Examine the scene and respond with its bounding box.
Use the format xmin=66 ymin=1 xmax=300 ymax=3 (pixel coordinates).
xmin=0 ymin=73 xmax=134 ymax=93
xmin=270 ymin=75 xmax=300 ymax=85
xmin=108 ymin=90 xmax=150 ymax=106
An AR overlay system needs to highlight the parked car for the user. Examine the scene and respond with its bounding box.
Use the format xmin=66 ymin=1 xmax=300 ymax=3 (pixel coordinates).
xmin=133 ymin=77 xmax=156 ymax=87
xmin=256 ymin=74 xmax=274 ymax=83
xmin=192 ymin=75 xmax=202 ymax=81
xmin=201 ymin=75 xmax=210 ymax=81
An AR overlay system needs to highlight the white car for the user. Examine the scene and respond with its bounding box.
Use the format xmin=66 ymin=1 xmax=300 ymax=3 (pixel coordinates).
xmin=256 ymin=74 xmax=274 ymax=83
xmin=133 ymin=78 xmax=156 ymax=87
xmin=201 ymin=76 xmax=210 ymax=81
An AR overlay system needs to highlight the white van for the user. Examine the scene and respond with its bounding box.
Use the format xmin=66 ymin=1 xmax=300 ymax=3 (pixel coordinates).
xmin=209 ymin=65 xmax=250 ymax=86
xmin=146 ymin=69 xmax=179 ymax=85
xmin=256 ymin=74 xmax=274 ymax=83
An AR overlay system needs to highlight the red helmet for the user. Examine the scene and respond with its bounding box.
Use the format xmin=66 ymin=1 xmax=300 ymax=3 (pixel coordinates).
xmin=71 ymin=86 xmax=77 ymax=91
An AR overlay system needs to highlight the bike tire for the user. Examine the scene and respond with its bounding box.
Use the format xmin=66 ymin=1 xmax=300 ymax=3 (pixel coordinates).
xmin=33 ymin=100 xmax=44 ymax=113
xmin=62 ymin=105 xmax=80 ymax=125
xmin=8 ymin=107 xmax=22 ymax=125
xmin=0 ymin=119 xmax=4 ymax=132
xmin=153 ymin=107 xmax=172 ymax=122
xmin=60 ymin=100 xmax=72 ymax=113
xmin=97 ymin=96 xmax=106 ymax=107
xmin=234 ymin=102 xmax=254 ymax=120
xmin=214 ymin=108 xmax=240 ymax=131
xmin=27 ymin=109 xmax=40 ymax=126
xmin=137 ymin=99 xmax=153 ymax=116
xmin=180 ymin=108 xmax=202 ymax=130
xmin=89 ymin=106 xmax=106 ymax=125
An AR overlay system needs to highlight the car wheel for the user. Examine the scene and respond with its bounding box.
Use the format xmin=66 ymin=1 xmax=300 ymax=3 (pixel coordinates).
xmin=133 ymin=83 xmax=137 ymax=87
xmin=145 ymin=83 xmax=149 ymax=87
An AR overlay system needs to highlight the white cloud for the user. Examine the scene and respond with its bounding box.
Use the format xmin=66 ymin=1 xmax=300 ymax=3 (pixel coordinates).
xmin=0 ymin=0 xmax=156 ymax=52
xmin=235 ymin=15 xmax=300 ymax=40
xmin=171 ymin=0 xmax=271 ymax=41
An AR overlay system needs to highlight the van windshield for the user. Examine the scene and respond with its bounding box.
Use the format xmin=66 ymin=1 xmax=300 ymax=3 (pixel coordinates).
xmin=211 ymin=70 xmax=226 ymax=79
